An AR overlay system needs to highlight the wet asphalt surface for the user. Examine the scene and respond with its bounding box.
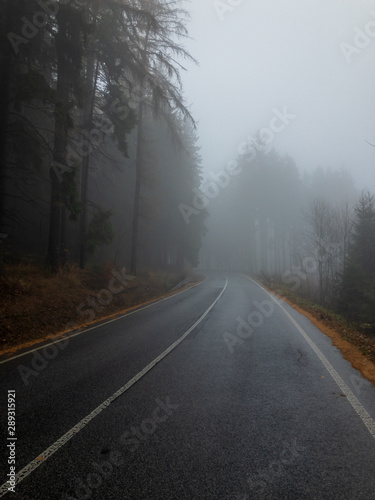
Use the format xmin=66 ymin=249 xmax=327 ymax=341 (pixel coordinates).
xmin=1 ymin=273 xmax=375 ymax=499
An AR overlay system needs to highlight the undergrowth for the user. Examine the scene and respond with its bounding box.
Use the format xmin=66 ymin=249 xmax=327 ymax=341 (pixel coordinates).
xmin=272 ymin=281 xmax=375 ymax=364
xmin=0 ymin=260 xmax=197 ymax=352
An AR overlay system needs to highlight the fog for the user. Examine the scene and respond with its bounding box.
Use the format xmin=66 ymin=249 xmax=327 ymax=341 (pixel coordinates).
xmin=182 ymin=0 xmax=375 ymax=190
xmin=2 ymin=3 xmax=375 ymax=496
xmin=176 ymin=0 xmax=375 ymax=292
xmin=2 ymin=0 xmax=375 ymax=295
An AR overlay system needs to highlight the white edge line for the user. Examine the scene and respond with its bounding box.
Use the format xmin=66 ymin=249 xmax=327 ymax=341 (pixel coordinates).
xmin=242 ymin=274 xmax=375 ymax=441
xmin=0 ymin=277 xmax=207 ymax=365
xmin=0 ymin=277 xmax=227 ymax=497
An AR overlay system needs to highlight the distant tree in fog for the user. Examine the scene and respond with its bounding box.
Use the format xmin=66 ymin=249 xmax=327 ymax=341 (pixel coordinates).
xmin=303 ymin=198 xmax=350 ymax=306
xmin=339 ymin=192 xmax=375 ymax=327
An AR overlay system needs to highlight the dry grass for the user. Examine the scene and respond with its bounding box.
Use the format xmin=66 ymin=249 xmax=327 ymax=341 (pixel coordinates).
xmin=270 ymin=282 xmax=375 ymax=386
xmin=0 ymin=261 xmax=196 ymax=354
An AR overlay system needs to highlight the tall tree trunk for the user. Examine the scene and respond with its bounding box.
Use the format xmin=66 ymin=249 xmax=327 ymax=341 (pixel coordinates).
xmin=130 ymin=27 xmax=149 ymax=276
xmin=176 ymin=241 xmax=184 ymax=271
xmin=260 ymin=218 xmax=268 ymax=273
xmin=47 ymin=6 xmax=71 ymax=271
xmin=47 ymin=101 xmax=68 ymax=270
xmin=0 ymin=0 xmax=15 ymax=275
xmin=79 ymin=55 xmax=99 ymax=269
xmin=130 ymin=97 xmax=144 ymax=276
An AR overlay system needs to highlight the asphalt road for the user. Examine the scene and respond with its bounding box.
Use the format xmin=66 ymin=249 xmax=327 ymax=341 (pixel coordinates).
xmin=1 ymin=273 xmax=375 ymax=499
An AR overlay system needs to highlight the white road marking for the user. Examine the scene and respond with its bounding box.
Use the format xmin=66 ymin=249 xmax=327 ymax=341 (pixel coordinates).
xmin=245 ymin=275 xmax=375 ymax=441
xmin=0 ymin=277 xmax=227 ymax=497
xmin=0 ymin=278 xmax=206 ymax=365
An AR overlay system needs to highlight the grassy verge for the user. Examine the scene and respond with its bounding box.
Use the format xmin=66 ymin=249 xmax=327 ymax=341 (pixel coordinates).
xmin=268 ymin=282 xmax=375 ymax=385
xmin=0 ymin=261 xmax=200 ymax=355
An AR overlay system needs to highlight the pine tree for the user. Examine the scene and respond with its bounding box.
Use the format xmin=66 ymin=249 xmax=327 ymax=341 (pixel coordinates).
xmin=339 ymin=192 xmax=375 ymax=327
xmin=127 ymin=0 xmax=197 ymax=275
xmin=47 ymin=1 xmax=89 ymax=270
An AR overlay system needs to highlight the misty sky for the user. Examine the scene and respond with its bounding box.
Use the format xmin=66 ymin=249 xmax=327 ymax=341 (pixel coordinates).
xmin=181 ymin=0 xmax=375 ymax=191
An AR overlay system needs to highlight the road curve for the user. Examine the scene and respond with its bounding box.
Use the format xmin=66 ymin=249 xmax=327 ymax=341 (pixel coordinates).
xmin=1 ymin=273 xmax=375 ymax=499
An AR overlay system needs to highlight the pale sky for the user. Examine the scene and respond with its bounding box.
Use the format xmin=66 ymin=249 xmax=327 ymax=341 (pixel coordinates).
xmin=181 ymin=0 xmax=375 ymax=190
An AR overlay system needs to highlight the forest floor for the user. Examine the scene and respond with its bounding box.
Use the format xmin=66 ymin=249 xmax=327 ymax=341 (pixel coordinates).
xmin=268 ymin=281 xmax=375 ymax=387
xmin=0 ymin=261 xmax=201 ymax=357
